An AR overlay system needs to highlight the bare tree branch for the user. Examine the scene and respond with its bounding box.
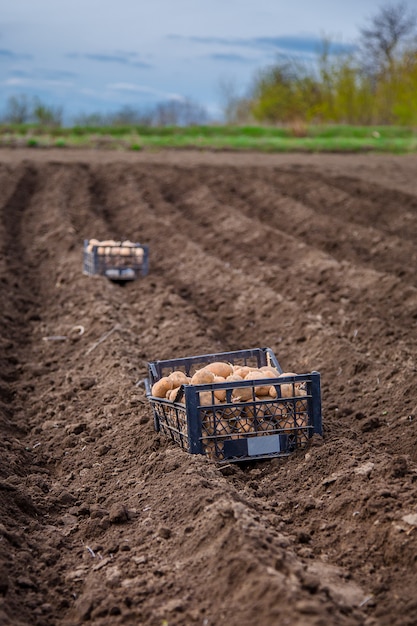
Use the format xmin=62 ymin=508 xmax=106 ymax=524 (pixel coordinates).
xmin=359 ymin=1 xmax=417 ymax=73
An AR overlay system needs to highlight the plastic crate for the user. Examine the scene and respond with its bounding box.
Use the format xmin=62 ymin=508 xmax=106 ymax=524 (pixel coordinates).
xmin=83 ymin=239 xmax=149 ymax=281
xmin=145 ymin=347 xmax=322 ymax=463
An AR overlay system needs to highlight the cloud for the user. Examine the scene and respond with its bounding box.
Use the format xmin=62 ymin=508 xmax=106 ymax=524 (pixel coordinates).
xmin=168 ymin=34 xmax=355 ymax=56
xmin=41 ymin=69 xmax=78 ymax=80
xmin=67 ymin=52 xmax=151 ymax=69
xmin=209 ymin=53 xmax=254 ymax=63
xmin=4 ymin=68 xmax=77 ymax=84
xmin=4 ymin=77 xmax=27 ymax=86
xmin=107 ymin=82 xmax=183 ymax=101
xmin=3 ymin=77 xmax=73 ymax=88
xmin=9 ymin=69 xmax=31 ymax=78
xmin=0 ymin=48 xmax=33 ymax=61
xmin=253 ymin=36 xmax=355 ymax=54
xmin=169 ymin=35 xmax=231 ymax=46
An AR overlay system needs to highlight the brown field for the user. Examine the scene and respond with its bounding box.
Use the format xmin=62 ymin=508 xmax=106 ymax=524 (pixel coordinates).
xmin=1 ymin=148 xmax=417 ymax=626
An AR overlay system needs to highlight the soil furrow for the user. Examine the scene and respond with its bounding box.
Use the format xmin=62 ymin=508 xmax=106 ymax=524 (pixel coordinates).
xmin=0 ymin=152 xmax=417 ymax=626
xmin=197 ymin=166 xmax=417 ymax=287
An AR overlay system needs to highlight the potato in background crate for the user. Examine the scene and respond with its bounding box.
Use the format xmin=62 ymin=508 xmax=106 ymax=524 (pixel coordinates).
xmin=145 ymin=347 xmax=322 ymax=463
xmin=83 ymin=238 xmax=149 ymax=281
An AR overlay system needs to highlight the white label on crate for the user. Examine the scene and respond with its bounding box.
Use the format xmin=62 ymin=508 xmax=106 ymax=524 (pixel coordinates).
xmin=105 ymin=269 xmax=122 ymax=278
xmin=105 ymin=268 xmax=135 ymax=279
xmin=247 ymin=435 xmax=281 ymax=456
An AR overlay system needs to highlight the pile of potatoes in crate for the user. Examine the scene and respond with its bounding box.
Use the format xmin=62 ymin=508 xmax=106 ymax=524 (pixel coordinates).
xmin=151 ymin=361 xmax=308 ymax=443
xmin=86 ymin=239 xmax=144 ymax=265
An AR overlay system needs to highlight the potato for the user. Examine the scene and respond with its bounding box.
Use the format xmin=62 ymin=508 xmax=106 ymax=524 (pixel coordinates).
xmin=168 ymin=370 xmax=189 ymax=387
xmin=202 ymin=412 xmax=215 ymax=435
xmin=278 ymin=372 xmax=306 ymax=398
xmin=198 ymin=391 xmax=220 ymax=406
xmin=259 ymin=366 xmax=280 ymax=377
xmin=269 ymin=381 xmax=305 ymax=399
xmin=242 ymin=397 xmax=268 ymax=419
xmin=227 ymin=373 xmax=243 ymax=381
xmin=231 ymin=385 xmax=254 ymax=402
xmin=295 ymin=398 xmax=308 ymax=413
xmin=221 ymin=405 xmax=242 ymax=419
xmin=167 ymin=386 xmax=182 ymax=402
xmin=204 ymin=362 xmax=233 ymax=378
xmin=278 ymin=372 xmax=296 ymax=398
xmin=276 ymin=403 xmax=305 ymax=431
xmin=287 ymin=399 xmax=308 ymax=429
xmin=214 ymin=390 xmax=227 ymax=402
xmin=203 ymin=434 xmax=227 ymax=460
xmin=257 ymin=418 xmax=276 ymax=434
xmin=191 ymin=369 xmax=215 ymax=385
xmin=245 ymin=370 xmax=277 ymax=396
xmin=212 ymin=375 xmax=227 ymax=402
xmin=203 ymin=440 xmax=216 ymax=459
xmin=151 ymin=376 xmax=174 ymax=398
xmin=234 ymin=366 xmax=256 ymax=378
xmin=233 ymin=415 xmax=253 ymax=437
xmin=215 ymin=417 xmax=232 ymax=436
xmin=219 ymin=374 xmax=244 ymax=404
xmin=202 ymin=412 xmax=231 ymax=436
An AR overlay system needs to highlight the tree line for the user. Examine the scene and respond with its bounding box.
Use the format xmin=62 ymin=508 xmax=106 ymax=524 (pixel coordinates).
xmin=1 ymin=96 xmax=209 ymax=128
xmin=227 ymin=2 xmax=417 ymax=126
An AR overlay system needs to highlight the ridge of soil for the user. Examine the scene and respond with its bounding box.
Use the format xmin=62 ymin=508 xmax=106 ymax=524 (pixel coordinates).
xmin=1 ymin=149 xmax=417 ymax=626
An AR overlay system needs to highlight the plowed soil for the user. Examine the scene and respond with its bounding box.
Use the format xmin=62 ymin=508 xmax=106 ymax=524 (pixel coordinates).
xmin=1 ymin=148 xmax=417 ymax=626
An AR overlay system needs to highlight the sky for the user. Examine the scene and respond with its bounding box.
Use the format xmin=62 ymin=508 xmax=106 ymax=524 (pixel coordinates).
xmin=0 ymin=0 xmax=397 ymax=122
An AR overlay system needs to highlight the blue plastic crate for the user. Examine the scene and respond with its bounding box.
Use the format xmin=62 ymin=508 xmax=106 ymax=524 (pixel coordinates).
xmin=83 ymin=239 xmax=149 ymax=281
xmin=145 ymin=347 xmax=322 ymax=463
